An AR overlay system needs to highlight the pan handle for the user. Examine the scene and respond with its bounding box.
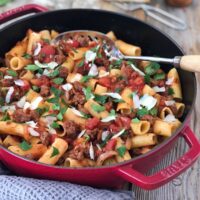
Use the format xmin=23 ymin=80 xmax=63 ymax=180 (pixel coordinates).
xmin=116 ymin=126 xmax=200 ymax=190
xmin=0 ymin=4 xmax=48 ymax=25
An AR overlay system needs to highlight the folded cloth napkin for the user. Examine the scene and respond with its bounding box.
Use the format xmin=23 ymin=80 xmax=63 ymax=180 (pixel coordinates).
xmin=0 ymin=163 xmax=133 ymax=200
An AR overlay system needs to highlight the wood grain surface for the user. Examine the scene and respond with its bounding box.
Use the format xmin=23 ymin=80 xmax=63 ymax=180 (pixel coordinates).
xmin=0 ymin=0 xmax=199 ymax=199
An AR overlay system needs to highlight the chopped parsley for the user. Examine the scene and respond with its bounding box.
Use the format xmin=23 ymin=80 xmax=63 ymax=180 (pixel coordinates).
xmin=94 ymin=95 xmax=108 ymax=104
xmin=137 ymin=107 xmax=149 ymax=118
xmin=57 ymin=106 xmax=67 ymax=121
xmin=83 ymin=86 xmax=94 ymax=101
xmin=19 ymin=140 xmax=32 ymax=151
xmin=48 ymin=69 xmax=60 ymax=78
xmin=77 ymin=60 xmax=85 ymax=68
xmin=52 ymin=104 xmax=60 ymax=110
xmin=149 ymin=107 xmax=158 ymax=116
xmin=51 ymin=146 xmax=59 ymax=158
xmin=35 ymin=106 xmax=49 ymax=116
xmin=47 ymin=97 xmax=59 ymax=104
xmin=32 ymin=85 xmax=40 ymax=92
xmin=144 ymin=74 xmax=151 ymax=84
xmin=25 ymin=64 xmax=40 ymax=71
xmin=22 ymin=53 xmax=31 ymax=59
xmin=1 ymin=112 xmax=10 ymax=121
xmin=132 ymin=117 xmax=140 ymax=123
xmin=153 ymin=73 xmax=165 ymax=80
xmin=81 ymin=75 xmax=93 ymax=83
xmin=53 ymin=77 xmax=64 ymax=85
xmin=50 ymin=87 xmax=62 ymax=97
xmin=168 ymin=88 xmax=175 ymax=95
xmin=50 ymin=121 xmax=60 ymax=129
xmin=7 ymin=69 xmax=17 ymax=77
xmin=91 ymin=104 xmax=105 ymax=113
xmin=117 ymin=146 xmax=126 ymax=157
xmin=144 ymin=62 xmax=160 ymax=75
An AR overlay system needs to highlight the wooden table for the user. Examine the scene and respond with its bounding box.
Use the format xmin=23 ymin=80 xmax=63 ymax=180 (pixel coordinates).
xmin=0 ymin=0 xmax=199 ymax=199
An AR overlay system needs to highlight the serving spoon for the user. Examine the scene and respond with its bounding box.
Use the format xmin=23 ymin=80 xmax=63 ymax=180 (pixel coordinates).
xmin=51 ymin=30 xmax=200 ymax=73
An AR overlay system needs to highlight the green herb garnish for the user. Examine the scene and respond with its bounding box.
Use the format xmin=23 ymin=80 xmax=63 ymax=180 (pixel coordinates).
xmin=144 ymin=62 xmax=160 ymax=75
xmin=168 ymin=88 xmax=174 ymax=95
xmin=52 ymin=104 xmax=60 ymax=110
xmin=22 ymin=53 xmax=31 ymax=59
xmin=153 ymin=73 xmax=165 ymax=80
xmin=51 ymin=146 xmax=59 ymax=158
xmin=1 ymin=112 xmax=10 ymax=121
xmin=137 ymin=107 xmax=149 ymax=118
xmin=19 ymin=140 xmax=32 ymax=151
xmin=47 ymin=97 xmax=59 ymax=104
xmin=94 ymin=95 xmax=108 ymax=104
xmin=32 ymin=85 xmax=40 ymax=92
xmin=35 ymin=106 xmax=49 ymax=116
xmin=53 ymin=77 xmax=64 ymax=85
xmin=149 ymin=107 xmax=158 ymax=116
xmin=7 ymin=69 xmax=17 ymax=77
xmin=91 ymin=104 xmax=105 ymax=113
xmin=83 ymin=87 xmax=93 ymax=101
xmin=132 ymin=118 xmax=140 ymax=123
xmin=51 ymin=121 xmax=60 ymax=129
xmin=144 ymin=74 xmax=151 ymax=84
xmin=77 ymin=60 xmax=85 ymax=68
xmin=50 ymin=87 xmax=62 ymax=97
xmin=84 ymin=134 xmax=90 ymax=142
xmin=117 ymin=146 xmax=126 ymax=157
xmin=25 ymin=64 xmax=40 ymax=71
xmin=48 ymin=69 xmax=59 ymax=78
xmin=81 ymin=75 xmax=93 ymax=83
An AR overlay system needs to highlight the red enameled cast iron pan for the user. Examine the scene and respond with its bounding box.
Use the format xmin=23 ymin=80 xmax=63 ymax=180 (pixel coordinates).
xmin=0 ymin=4 xmax=199 ymax=190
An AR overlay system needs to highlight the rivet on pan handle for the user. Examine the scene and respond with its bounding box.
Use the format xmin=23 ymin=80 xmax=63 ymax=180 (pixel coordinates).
xmin=0 ymin=4 xmax=48 ymax=25
xmin=116 ymin=126 xmax=200 ymax=190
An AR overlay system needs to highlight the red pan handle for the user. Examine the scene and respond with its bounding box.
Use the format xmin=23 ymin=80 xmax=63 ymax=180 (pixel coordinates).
xmin=116 ymin=126 xmax=200 ymax=190
xmin=0 ymin=4 xmax=48 ymax=25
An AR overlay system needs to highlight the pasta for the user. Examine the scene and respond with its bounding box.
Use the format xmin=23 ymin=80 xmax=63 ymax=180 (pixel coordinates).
xmin=0 ymin=29 xmax=184 ymax=167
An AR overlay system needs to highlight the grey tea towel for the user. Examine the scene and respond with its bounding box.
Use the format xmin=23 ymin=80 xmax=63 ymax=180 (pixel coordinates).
xmin=0 ymin=163 xmax=133 ymax=200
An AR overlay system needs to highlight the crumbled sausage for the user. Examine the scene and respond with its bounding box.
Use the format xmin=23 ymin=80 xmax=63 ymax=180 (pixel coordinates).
xmin=40 ymin=85 xmax=50 ymax=97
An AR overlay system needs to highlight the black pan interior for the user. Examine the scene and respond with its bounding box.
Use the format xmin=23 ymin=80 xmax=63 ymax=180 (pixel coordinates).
xmin=0 ymin=9 xmax=196 ymax=124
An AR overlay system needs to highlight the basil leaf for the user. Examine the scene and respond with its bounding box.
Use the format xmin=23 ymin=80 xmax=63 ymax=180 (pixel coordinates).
xmin=83 ymin=87 xmax=93 ymax=101
xmin=25 ymin=64 xmax=40 ymax=71
xmin=51 ymin=121 xmax=60 ymax=129
xmin=32 ymin=85 xmax=40 ymax=92
xmin=91 ymin=103 xmax=105 ymax=113
xmin=19 ymin=140 xmax=32 ymax=151
xmin=22 ymin=53 xmax=31 ymax=59
xmin=168 ymin=88 xmax=174 ymax=95
xmin=94 ymin=95 xmax=108 ymax=104
xmin=117 ymin=146 xmax=126 ymax=157
xmin=132 ymin=117 xmax=140 ymax=123
xmin=53 ymin=77 xmax=64 ymax=85
xmin=7 ymin=69 xmax=17 ymax=77
xmin=50 ymin=87 xmax=62 ymax=97
xmin=149 ymin=107 xmax=158 ymax=116
xmin=137 ymin=107 xmax=149 ymax=118
xmin=51 ymin=146 xmax=59 ymax=158
xmin=153 ymin=73 xmax=165 ymax=80
xmin=81 ymin=75 xmax=93 ymax=83
xmin=144 ymin=74 xmax=151 ymax=84
xmin=48 ymin=69 xmax=59 ymax=78
xmin=144 ymin=62 xmax=160 ymax=75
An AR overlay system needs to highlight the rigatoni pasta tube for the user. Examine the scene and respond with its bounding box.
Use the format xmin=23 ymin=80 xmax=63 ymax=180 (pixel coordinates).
xmin=68 ymin=47 xmax=88 ymax=60
xmin=94 ymin=84 xmax=107 ymax=95
xmin=8 ymin=144 xmax=47 ymax=160
xmin=3 ymin=135 xmax=20 ymax=147
xmin=115 ymin=138 xmax=131 ymax=163
xmin=115 ymin=40 xmax=141 ymax=56
xmin=0 ymin=121 xmax=30 ymax=140
xmin=106 ymin=31 xmax=117 ymax=41
xmin=26 ymin=31 xmax=41 ymax=54
xmin=175 ymin=102 xmax=185 ymax=117
xmin=62 ymin=57 xmax=75 ymax=72
xmin=160 ymin=107 xmax=173 ymax=119
xmin=167 ymin=68 xmax=182 ymax=99
xmin=116 ymin=102 xmax=132 ymax=114
xmin=153 ymin=120 xmax=175 ymax=137
xmin=142 ymin=84 xmax=156 ymax=96
xmin=9 ymin=56 xmax=31 ymax=71
xmin=66 ymin=73 xmax=82 ymax=83
xmin=86 ymin=78 xmax=98 ymax=90
xmin=64 ymin=158 xmax=95 ymax=167
xmin=64 ymin=108 xmax=86 ymax=126
xmin=131 ymin=134 xmax=157 ymax=148
xmin=39 ymin=30 xmax=51 ymax=41
xmin=84 ymin=99 xmax=109 ymax=119
xmin=19 ymin=70 xmax=34 ymax=81
xmin=51 ymin=30 xmax=59 ymax=39
xmin=38 ymin=138 xmax=68 ymax=165
xmin=131 ymin=121 xmax=150 ymax=135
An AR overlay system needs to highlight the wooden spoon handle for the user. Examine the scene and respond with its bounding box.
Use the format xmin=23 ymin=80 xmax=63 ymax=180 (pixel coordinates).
xmin=179 ymin=55 xmax=200 ymax=73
